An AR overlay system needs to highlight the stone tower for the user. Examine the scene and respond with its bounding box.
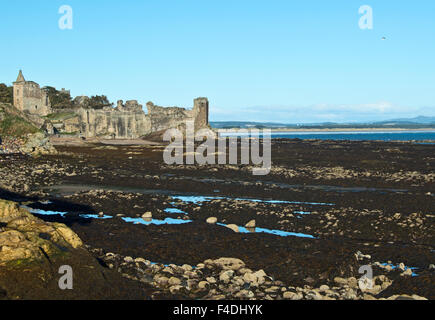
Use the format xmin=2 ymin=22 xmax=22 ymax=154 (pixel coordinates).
xmin=13 ymin=70 xmax=51 ymax=116
xmin=193 ymin=97 xmax=209 ymax=129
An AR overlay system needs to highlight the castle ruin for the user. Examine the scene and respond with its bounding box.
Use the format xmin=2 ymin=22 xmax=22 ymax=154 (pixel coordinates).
xmin=12 ymin=71 xmax=209 ymax=139
xmin=13 ymin=70 xmax=52 ymax=116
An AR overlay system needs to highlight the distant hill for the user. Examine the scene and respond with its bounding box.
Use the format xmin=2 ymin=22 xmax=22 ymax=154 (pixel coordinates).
xmin=211 ymin=116 xmax=435 ymax=129
xmin=373 ymin=116 xmax=435 ymax=125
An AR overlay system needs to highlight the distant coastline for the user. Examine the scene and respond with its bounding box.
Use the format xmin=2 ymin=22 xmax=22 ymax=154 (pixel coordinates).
xmin=216 ymin=127 xmax=435 ymax=132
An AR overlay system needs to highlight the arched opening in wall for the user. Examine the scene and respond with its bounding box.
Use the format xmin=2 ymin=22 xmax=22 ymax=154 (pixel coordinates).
xmin=35 ymin=105 xmax=38 ymax=110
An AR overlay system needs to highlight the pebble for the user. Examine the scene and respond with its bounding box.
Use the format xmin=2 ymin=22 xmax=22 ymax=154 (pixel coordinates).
xmin=206 ymin=217 xmax=217 ymax=224
xmin=142 ymin=212 xmax=152 ymax=219
xmin=226 ymin=224 xmax=239 ymax=233
xmin=245 ymin=219 xmax=256 ymax=228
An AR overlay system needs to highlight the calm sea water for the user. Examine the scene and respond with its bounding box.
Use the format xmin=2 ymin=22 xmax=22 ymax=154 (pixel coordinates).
xmin=221 ymin=131 xmax=435 ymax=142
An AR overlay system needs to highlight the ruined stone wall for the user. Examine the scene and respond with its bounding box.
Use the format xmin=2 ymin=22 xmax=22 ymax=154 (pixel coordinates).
xmin=193 ymin=97 xmax=209 ymax=129
xmin=9 ymin=71 xmax=210 ymax=139
xmin=75 ymin=107 xmax=151 ymax=139
xmin=147 ymin=102 xmax=194 ymax=133
xmin=70 ymin=98 xmax=209 ymax=139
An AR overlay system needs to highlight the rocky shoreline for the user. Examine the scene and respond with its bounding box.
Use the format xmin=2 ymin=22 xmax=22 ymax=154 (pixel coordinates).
xmin=0 ymin=138 xmax=433 ymax=300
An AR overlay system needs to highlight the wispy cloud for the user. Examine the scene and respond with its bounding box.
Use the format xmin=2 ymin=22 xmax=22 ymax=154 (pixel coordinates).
xmin=211 ymin=102 xmax=435 ymax=123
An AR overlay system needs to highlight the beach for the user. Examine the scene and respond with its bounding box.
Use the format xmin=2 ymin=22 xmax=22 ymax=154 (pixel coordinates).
xmin=0 ymin=138 xmax=433 ymax=300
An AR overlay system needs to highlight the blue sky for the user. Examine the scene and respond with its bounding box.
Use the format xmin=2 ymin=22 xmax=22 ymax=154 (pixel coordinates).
xmin=1 ymin=0 xmax=434 ymax=123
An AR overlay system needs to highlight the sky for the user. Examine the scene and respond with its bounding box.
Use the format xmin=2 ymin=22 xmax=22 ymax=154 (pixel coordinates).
xmin=0 ymin=0 xmax=434 ymax=123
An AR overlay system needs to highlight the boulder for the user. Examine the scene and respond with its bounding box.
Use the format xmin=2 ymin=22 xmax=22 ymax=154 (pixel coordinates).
xmin=20 ymin=132 xmax=57 ymax=156
xmin=211 ymin=258 xmax=245 ymax=271
xmin=0 ymin=199 xmax=83 ymax=265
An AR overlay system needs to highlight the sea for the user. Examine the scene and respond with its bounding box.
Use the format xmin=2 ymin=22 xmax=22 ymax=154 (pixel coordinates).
xmin=220 ymin=130 xmax=435 ymax=142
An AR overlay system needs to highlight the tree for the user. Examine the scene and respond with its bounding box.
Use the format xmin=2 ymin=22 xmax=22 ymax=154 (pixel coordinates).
xmin=88 ymin=95 xmax=113 ymax=109
xmin=0 ymin=83 xmax=13 ymax=104
xmin=43 ymin=86 xmax=73 ymax=109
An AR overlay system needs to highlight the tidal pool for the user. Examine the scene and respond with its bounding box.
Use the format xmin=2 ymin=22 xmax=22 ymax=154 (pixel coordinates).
xmin=171 ymin=195 xmax=334 ymax=206
xmin=164 ymin=208 xmax=188 ymax=215
xmin=216 ymin=223 xmax=315 ymax=239
xmin=121 ymin=217 xmax=192 ymax=226
xmin=21 ymin=205 xmax=68 ymax=217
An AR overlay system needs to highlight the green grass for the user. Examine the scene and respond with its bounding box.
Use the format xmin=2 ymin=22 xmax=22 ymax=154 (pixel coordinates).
xmin=0 ymin=114 xmax=40 ymax=137
xmin=59 ymin=131 xmax=78 ymax=136
xmin=44 ymin=112 xmax=76 ymax=121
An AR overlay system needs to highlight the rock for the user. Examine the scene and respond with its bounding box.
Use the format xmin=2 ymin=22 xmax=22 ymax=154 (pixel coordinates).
xmin=0 ymin=199 xmax=82 ymax=265
xmin=400 ymin=268 xmax=413 ymax=276
xmin=347 ymin=277 xmax=358 ymax=288
xmin=124 ymin=256 xmax=134 ymax=263
xmin=181 ymin=264 xmax=192 ymax=272
xmin=186 ymin=279 xmax=197 ymax=290
xmin=245 ymin=220 xmax=256 ymax=228
xmin=206 ymin=277 xmax=217 ymax=284
xmin=226 ymin=224 xmax=239 ymax=233
xmin=206 ymin=217 xmax=217 ymax=224
xmin=235 ymin=290 xmax=254 ymax=299
xmin=365 ymin=285 xmax=382 ymax=295
xmin=334 ymin=277 xmax=348 ymax=285
xmin=305 ymin=290 xmax=324 ymax=300
xmin=20 ymin=132 xmax=57 ymax=156
xmin=387 ymin=294 xmax=427 ymax=300
xmin=343 ymin=288 xmax=357 ymax=300
xmin=198 ymin=281 xmax=209 ymax=290
xmin=169 ymin=285 xmax=183 ymax=294
xmin=237 ymin=267 xmax=252 ymax=275
xmin=219 ymin=270 xmax=233 ymax=283
xmin=283 ymin=291 xmax=302 ymax=300
xmin=142 ymin=212 xmax=152 ymax=219
xmin=243 ymin=270 xmax=267 ymax=286
xmin=319 ymin=285 xmax=330 ymax=292
xmin=211 ymin=257 xmax=245 ymax=271
xmin=355 ymin=251 xmax=371 ymax=261
xmin=162 ymin=266 xmax=174 ymax=274
xmin=154 ymin=275 xmax=169 ymax=286
xmin=168 ymin=277 xmax=182 ymax=286
xmin=135 ymin=257 xmax=150 ymax=265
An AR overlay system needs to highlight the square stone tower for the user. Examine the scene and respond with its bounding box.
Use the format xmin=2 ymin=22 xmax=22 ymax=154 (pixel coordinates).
xmin=193 ymin=97 xmax=209 ymax=129
xmin=13 ymin=70 xmax=51 ymax=116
